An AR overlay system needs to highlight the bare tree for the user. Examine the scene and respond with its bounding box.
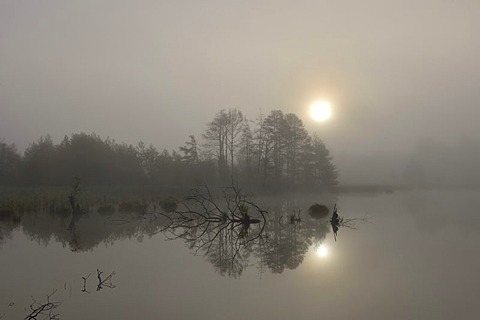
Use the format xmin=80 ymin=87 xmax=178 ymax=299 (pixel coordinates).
xmin=225 ymin=108 xmax=244 ymax=177
xmin=263 ymin=110 xmax=287 ymax=184
xmin=203 ymin=109 xmax=244 ymax=181
xmin=238 ymin=121 xmax=255 ymax=181
xmin=203 ymin=110 xmax=229 ymax=180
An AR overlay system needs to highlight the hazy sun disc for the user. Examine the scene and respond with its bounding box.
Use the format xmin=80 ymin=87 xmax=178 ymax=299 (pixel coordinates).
xmin=309 ymin=100 xmax=332 ymax=122
xmin=316 ymin=244 xmax=329 ymax=258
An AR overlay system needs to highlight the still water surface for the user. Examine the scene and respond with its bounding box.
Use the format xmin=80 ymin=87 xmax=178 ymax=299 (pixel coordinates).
xmin=1 ymin=189 xmax=479 ymax=319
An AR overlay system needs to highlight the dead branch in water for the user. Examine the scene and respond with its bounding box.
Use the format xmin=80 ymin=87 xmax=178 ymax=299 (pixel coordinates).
xmin=157 ymin=184 xmax=268 ymax=273
xmin=81 ymin=273 xmax=91 ymax=294
xmin=24 ymin=290 xmax=61 ymax=320
xmin=159 ymin=184 xmax=267 ymax=229
xmin=330 ymin=204 xmax=372 ymax=241
xmin=96 ymin=269 xmax=116 ymax=291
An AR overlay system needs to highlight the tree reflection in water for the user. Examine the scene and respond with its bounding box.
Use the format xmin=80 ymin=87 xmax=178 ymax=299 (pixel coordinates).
xmin=159 ymin=187 xmax=340 ymax=277
xmin=158 ymin=185 xmax=268 ymax=278
xmin=0 ymin=187 xmax=366 ymax=278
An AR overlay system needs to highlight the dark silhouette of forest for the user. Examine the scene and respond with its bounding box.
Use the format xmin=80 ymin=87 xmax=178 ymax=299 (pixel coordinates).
xmin=0 ymin=109 xmax=338 ymax=190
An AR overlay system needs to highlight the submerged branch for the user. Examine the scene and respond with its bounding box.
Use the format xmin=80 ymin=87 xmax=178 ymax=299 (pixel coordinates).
xmin=25 ymin=290 xmax=61 ymax=320
xmin=82 ymin=273 xmax=91 ymax=294
xmin=96 ymin=269 xmax=116 ymax=291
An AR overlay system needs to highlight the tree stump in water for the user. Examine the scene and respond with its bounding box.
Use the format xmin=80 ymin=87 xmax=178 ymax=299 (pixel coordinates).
xmin=308 ymin=203 xmax=329 ymax=219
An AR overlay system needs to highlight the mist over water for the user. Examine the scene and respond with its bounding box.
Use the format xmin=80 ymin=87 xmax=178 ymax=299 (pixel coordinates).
xmin=1 ymin=1 xmax=480 ymax=319
xmin=1 ymin=189 xmax=479 ymax=319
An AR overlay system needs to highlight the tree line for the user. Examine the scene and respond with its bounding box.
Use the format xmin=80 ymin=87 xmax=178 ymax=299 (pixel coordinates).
xmin=0 ymin=108 xmax=338 ymax=190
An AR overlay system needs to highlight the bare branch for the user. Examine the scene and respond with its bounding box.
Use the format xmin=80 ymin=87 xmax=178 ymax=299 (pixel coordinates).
xmin=81 ymin=273 xmax=91 ymax=294
xmin=24 ymin=290 xmax=61 ymax=320
xmin=96 ymin=269 xmax=116 ymax=291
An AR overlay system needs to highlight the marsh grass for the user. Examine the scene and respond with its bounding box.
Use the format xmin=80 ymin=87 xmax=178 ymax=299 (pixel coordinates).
xmin=97 ymin=204 xmax=116 ymax=216
xmin=0 ymin=186 xmax=177 ymax=215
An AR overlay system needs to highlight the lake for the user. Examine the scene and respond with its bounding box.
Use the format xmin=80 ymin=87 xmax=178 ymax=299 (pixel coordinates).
xmin=1 ymin=188 xmax=479 ymax=319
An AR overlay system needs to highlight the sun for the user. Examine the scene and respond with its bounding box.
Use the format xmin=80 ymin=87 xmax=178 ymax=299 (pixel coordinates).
xmin=316 ymin=244 xmax=329 ymax=258
xmin=309 ymin=100 xmax=332 ymax=122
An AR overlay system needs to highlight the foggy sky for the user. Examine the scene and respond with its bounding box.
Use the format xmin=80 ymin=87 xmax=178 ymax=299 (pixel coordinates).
xmin=1 ymin=0 xmax=479 ymax=184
